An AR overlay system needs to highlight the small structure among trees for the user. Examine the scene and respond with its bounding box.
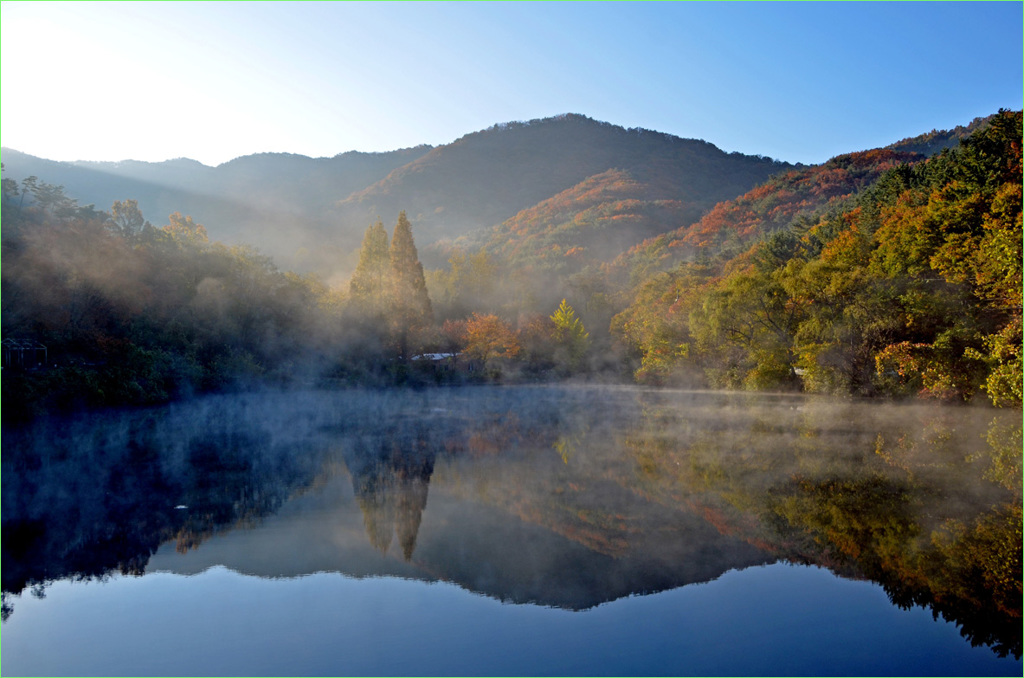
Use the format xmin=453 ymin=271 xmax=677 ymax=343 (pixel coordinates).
xmin=2 ymin=338 xmax=47 ymax=369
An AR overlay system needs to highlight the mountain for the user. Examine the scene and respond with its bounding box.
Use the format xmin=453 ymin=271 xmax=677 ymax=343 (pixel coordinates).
xmin=2 ymin=114 xmax=792 ymax=278
xmin=610 ymin=110 xmax=1021 ymax=398
xmin=0 ymin=146 xmax=433 ymax=275
xmin=609 ymin=112 xmax=1005 ymax=287
xmin=2 ymin=112 xmax=993 ymax=286
xmin=885 ymin=113 xmax=995 ymax=157
xmin=338 ymin=114 xmax=792 ymax=256
xmin=474 ymin=168 xmax=701 ymax=270
xmin=614 ymin=147 xmax=926 ymax=284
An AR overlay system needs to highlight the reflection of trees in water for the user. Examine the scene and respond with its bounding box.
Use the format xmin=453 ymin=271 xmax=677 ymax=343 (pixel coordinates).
xmin=435 ymin=401 xmax=646 ymax=559
xmin=1 ymin=393 xmax=340 ymax=621
xmin=346 ymin=430 xmax=436 ymax=561
xmin=0 ymin=387 xmax=553 ymax=618
xmin=3 ymin=386 xmax=1019 ymax=659
xmin=619 ymin=395 xmax=1022 ymax=659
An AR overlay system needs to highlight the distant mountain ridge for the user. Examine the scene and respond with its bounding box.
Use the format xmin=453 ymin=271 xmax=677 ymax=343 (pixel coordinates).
xmin=1 ymin=112 xmax=993 ymax=280
xmin=2 ymin=114 xmax=793 ymax=276
xmin=885 ymin=113 xmax=995 ymax=157
xmin=0 ymin=145 xmax=434 ymax=274
xmin=336 ymin=114 xmax=791 ymax=248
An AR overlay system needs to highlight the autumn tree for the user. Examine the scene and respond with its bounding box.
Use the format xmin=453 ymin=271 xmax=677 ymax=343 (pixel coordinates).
xmin=163 ymin=211 xmax=208 ymax=244
xmin=463 ymin=313 xmax=519 ymax=368
xmin=550 ymin=298 xmax=590 ymax=372
xmin=109 ymin=199 xmax=150 ymax=243
xmin=865 ymin=110 xmax=1022 ymax=403
xmin=517 ymin=313 xmax=557 ymax=372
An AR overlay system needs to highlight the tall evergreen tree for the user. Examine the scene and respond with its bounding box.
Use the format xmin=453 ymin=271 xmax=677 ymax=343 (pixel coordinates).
xmin=389 ymin=211 xmax=433 ymax=356
xmin=349 ymin=219 xmax=391 ymax=313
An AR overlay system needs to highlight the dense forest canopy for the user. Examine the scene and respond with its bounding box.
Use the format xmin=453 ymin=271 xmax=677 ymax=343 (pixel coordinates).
xmin=613 ymin=110 xmax=1021 ymax=403
xmin=2 ymin=110 xmax=1020 ymax=420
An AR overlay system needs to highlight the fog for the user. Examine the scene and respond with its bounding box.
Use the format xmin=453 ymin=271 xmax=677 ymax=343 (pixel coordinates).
xmin=3 ymin=156 xmax=1021 ymax=661
xmin=3 ymin=385 xmax=1019 ymax=656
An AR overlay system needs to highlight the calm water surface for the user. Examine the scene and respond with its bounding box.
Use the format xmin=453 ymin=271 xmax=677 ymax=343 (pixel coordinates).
xmin=2 ymin=386 xmax=1020 ymax=675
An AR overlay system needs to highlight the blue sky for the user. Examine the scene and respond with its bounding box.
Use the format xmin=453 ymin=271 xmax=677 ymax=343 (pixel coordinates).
xmin=2 ymin=1 xmax=1021 ymax=166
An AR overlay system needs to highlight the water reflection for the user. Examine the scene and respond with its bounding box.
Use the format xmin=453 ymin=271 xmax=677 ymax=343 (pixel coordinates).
xmin=344 ymin=425 xmax=436 ymax=560
xmin=618 ymin=394 xmax=1021 ymax=658
xmin=1 ymin=386 xmax=1020 ymax=661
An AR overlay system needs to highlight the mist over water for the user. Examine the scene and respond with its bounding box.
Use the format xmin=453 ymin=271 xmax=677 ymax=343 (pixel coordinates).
xmin=2 ymin=385 xmax=1020 ymax=674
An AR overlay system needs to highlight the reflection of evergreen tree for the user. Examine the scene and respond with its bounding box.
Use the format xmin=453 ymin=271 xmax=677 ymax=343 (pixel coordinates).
xmin=395 ymin=456 xmax=433 ymax=561
xmin=355 ymin=469 xmax=398 ymax=554
xmin=346 ymin=433 xmax=436 ymax=561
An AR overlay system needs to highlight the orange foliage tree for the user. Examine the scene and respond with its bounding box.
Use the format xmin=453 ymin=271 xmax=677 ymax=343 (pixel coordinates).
xmin=463 ymin=313 xmax=520 ymax=366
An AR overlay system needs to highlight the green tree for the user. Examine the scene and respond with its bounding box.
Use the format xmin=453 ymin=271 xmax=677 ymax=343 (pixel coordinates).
xmin=965 ymin=317 xmax=1022 ymax=407
xmin=1 ymin=164 xmax=18 ymax=204
xmin=349 ymin=219 xmax=391 ymax=314
xmin=389 ymin=211 xmax=433 ymax=357
xmin=109 ymin=199 xmax=150 ymax=243
xmin=690 ymin=269 xmax=802 ymax=390
xmin=19 ymin=175 xmax=38 ymax=210
xmin=432 ymin=248 xmax=498 ymax=319
xmin=550 ymin=298 xmax=590 ymax=371
xmin=611 ymin=265 xmax=713 ymax=385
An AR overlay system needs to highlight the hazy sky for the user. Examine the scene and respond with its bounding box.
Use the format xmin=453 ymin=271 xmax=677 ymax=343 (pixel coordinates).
xmin=2 ymin=1 xmax=1021 ymax=167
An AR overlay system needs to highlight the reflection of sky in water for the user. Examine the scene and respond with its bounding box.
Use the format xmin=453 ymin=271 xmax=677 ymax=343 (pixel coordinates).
xmin=3 ymin=563 xmax=1019 ymax=676
xmin=3 ymin=387 xmax=1020 ymax=674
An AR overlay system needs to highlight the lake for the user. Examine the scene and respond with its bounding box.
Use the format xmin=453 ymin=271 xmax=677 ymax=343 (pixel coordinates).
xmin=2 ymin=385 xmax=1020 ymax=676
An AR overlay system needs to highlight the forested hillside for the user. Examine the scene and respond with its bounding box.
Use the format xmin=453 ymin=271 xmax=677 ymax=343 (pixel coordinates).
xmin=886 ymin=113 xmax=995 ymax=156
xmin=2 ymin=114 xmax=789 ymax=277
xmin=613 ymin=109 xmax=1021 ymax=405
xmin=614 ymin=148 xmax=923 ymax=285
xmin=0 ymin=187 xmax=342 ymax=419
xmin=338 ymin=114 xmax=790 ymax=252
xmin=3 ymin=110 xmax=1019 ymax=420
xmin=0 ymin=146 xmax=433 ymax=276
xmin=479 ymin=169 xmax=702 ymax=271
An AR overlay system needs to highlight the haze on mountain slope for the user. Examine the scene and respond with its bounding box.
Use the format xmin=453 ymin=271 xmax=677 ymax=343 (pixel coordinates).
xmin=3 ymin=110 xmax=1017 ymax=416
xmin=2 ymin=114 xmax=791 ymax=277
